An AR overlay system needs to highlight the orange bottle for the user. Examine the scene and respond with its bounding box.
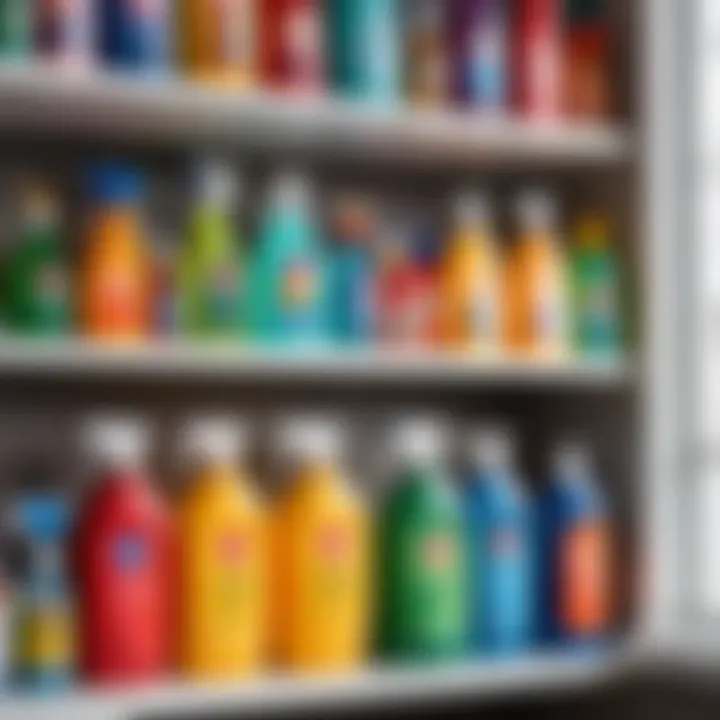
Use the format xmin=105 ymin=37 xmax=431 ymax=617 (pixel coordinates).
xmin=181 ymin=0 xmax=257 ymax=88
xmin=504 ymin=190 xmax=569 ymax=359
xmin=437 ymin=191 xmax=502 ymax=355
xmin=81 ymin=166 xmax=151 ymax=341
xmin=272 ymin=417 xmax=371 ymax=674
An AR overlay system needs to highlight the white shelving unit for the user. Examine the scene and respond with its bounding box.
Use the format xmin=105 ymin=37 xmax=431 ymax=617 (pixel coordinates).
xmin=0 ymin=340 xmax=635 ymax=386
xmin=1 ymin=650 xmax=632 ymax=720
xmin=0 ymin=64 xmax=633 ymax=165
xmin=0 ymin=1 xmax=681 ymax=719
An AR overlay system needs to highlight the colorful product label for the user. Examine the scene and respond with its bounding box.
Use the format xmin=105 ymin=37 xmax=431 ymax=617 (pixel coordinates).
xmin=94 ymin=265 xmax=144 ymax=332
xmin=15 ymin=603 xmax=73 ymax=671
xmin=469 ymin=18 xmax=505 ymax=106
xmin=279 ymin=1 xmax=323 ymax=86
xmin=37 ymin=0 xmax=91 ymax=62
xmin=560 ymin=523 xmax=610 ymax=635
xmin=210 ymin=0 xmax=254 ymax=67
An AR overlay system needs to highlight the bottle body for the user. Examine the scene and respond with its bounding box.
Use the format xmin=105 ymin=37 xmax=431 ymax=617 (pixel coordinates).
xmin=438 ymin=223 xmax=501 ymax=354
xmin=380 ymin=468 xmax=466 ymax=660
xmin=100 ymin=0 xmax=172 ymax=73
xmin=466 ymin=470 xmax=532 ymax=654
xmin=35 ymin=0 xmax=94 ymax=69
xmin=538 ymin=462 xmax=612 ymax=646
xmin=327 ymin=0 xmax=401 ymax=105
xmin=181 ymin=0 xmax=256 ymax=87
xmin=274 ymin=465 xmax=370 ymax=672
xmin=75 ymin=473 xmax=172 ymax=683
xmin=0 ymin=0 xmax=31 ymax=60
xmin=179 ymin=467 xmax=268 ymax=678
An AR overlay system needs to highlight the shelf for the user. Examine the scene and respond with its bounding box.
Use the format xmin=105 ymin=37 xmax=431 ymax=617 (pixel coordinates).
xmin=0 ymin=340 xmax=635 ymax=387
xmin=0 ymin=650 xmax=631 ymax=720
xmin=0 ymin=64 xmax=633 ymax=166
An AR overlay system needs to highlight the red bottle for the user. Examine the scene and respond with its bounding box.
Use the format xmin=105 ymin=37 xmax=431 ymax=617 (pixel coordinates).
xmin=260 ymin=0 xmax=324 ymax=93
xmin=75 ymin=417 xmax=173 ymax=685
xmin=512 ymin=0 xmax=563 ymax=118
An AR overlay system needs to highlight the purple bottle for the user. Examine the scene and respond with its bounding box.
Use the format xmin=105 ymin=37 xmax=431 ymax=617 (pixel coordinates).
xmin=450 ymin=0 xmax=508 ymax=110
xmin=35 ymin=0 xmax=94 ymax=68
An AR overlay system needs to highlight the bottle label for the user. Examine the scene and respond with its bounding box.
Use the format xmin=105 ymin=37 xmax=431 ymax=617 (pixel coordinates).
xmin=204 ymin=263 xmax=242 ymax=330
xmin=560 ymin=523 xmax=610 ymax=635
xmin=213 ymin=530 xmax=253 ymax=614
xmin=314 ymin=524 xmax=354 ymax=611
xmin=35 ymin=263 xmax=68 ymax=316
xmin=472 ymin=287 xmax=498 ymax=341
xmin=95 ymin=266 xmax=144 ymax=332
xmin=114 ymin=533 xmax=148 ymax=573
xmin=37 ymin=0 xmax=91 ymax=61
xmin=282 ymin=259 xmax=317 ymax=327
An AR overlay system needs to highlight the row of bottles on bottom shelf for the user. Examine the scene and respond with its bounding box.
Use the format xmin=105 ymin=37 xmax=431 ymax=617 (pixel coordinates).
xmin=0 ymin=415 xmax=613 ymax=691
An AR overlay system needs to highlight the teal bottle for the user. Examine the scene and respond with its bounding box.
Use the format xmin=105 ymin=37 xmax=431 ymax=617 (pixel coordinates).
xmin=250 ymin=172 xmax=325 ymax=347
xmin=0 ymin=0 xmax=30 ymax=59
xmin=326 ymin=0 xmax=401 ymax=105
xmin=379 ymin=419 xmax=467 ymax=661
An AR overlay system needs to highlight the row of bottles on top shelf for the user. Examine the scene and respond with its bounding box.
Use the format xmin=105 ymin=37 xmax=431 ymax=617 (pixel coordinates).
xmin=2 ymin=162 xmax=625 ymax=359
xmin=0 ymin=415 xmax=613 ymax=691
xmin=0 ymin=0 xmax=613 ymax=120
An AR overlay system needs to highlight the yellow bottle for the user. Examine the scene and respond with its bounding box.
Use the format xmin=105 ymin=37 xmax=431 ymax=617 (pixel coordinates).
xmin=438 ymin=191 xmax=502 ymax=355
xmin=504 ymin=190 xmax=570 ymax=360
xmin=273 ymin=417 xmax=370 ymax=674
xmin=178 ymin=417 xmax=268 ymax=680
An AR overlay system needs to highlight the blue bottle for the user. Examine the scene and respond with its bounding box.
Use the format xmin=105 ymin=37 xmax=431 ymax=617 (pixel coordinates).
xmin=328 ymin=194 xmax=376 ymax=345
xmin=538 ymin=445 xmax=612 ymax=649
xmin=326 ymin=0 xmax=401 ymax=106
xmin=11 ymin=496 xmax=74 ymax=693
xmin=466 ymin=429 xmax=532 ymax=656
xmin=250 ymin=172 xmax=326 ymax=347
xmin=100 ymin=0 xmax=172 ymax=73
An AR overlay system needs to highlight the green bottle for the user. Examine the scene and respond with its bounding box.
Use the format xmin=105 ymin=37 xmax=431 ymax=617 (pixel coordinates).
xmin=0 ymin=0 xmax=30 ymax=59
xmin=379 ymin=419 xmax=467 ymax=662
xmin=4 ymin=186 xmax=71 ymax=335
xmin=180 ymin=160 xmax=244 ymax=339
xmin=571 ymin=215 xmax=623 ymax=356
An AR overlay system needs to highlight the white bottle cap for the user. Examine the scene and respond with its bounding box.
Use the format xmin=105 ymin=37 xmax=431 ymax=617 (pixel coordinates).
xmin=194 ymin=158 xmax=241 ymax=208
xmin=82 ymin=415 xmax=151 ymax=469
xmin=470 ymin=426 xmax=515 ymax=471
xmin=391 ymin=416 xmax=447 ymax=465
xmin=552 ymin=442 xmax=592 ymax=480
xmin=515 ymin=189 xmax=558 ymax=230
xmin=451 ymin=190 xmax=491 ymax=229
xmin=180 ymin=416 xmax=248 ymax=465
xmin=278 ymin=415 xmax=345 ymax=464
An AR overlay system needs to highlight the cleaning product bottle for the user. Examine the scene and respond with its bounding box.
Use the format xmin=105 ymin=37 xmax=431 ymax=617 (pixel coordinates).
xmin=10 ymin=496 xmax=74 ymax=693
xmin=250 ymin=172 xmax=325 ymax=347
xmin=571 ymin=214 xmax=622 ymax=357
xmin=4 ymin=184 xmax=71 ymax=336
xmin=437 ymin=191 xmax=502 ymax=355
xmin=273 ymin=416 xmax=370 ymax=673
xmin=379 ymin=417 xmax=466 ymax=661
xmin=376 ymin=217 xmax=437 ymax=350
xmin=326 ymin=0 xmax=401 ymax=105
xmin=100 ymin=0 xmax=172 ymax=73
xmin=0 ymin=0 xmax=30 ymax=60
xmin=465 ymin=428 xmax=532 ymax=655
xmin=260 ymin=0 xmax=324 ymax=94
xmin=538 ymin=444 xmax=612 ymax=647
xmin=80 ymin=165 xmax=151 ymax=341
xmin=75 ymin=417 xmax=172 ymax=684
xmin=178 ymin=417 xmax=268 ymax=679
xmin=181 ymin=0 xmax=256 ymax=87
xmin=504 ymin=190 xmax=569 ymax=360
xmin=35 ymin=0 xmax=94 ymax=70
xmin=449 ymin=0 xmax=508 ymax=110
xmin=405 ymin=0 xmax=451 ymax=107
xmin=327 ymin=193 xmax=377 ymax=346
xmin=150 ymin=235 xmax=180 ymax=338
xmin=180 ymin=160 xmax=244 ymax=340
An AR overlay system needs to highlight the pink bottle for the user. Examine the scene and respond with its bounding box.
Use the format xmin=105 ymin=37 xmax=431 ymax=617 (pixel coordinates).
xmin=512 ymin=0 xmax=563 ymax=118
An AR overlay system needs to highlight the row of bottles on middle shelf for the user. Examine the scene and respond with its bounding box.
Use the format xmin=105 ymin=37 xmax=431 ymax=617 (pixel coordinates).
xmin=2 ymin=162 xmax=625 ymax=358
xmin=0 ymin=415 xmax=613 ymax=691
xmin=0 ymin=0 xmax=613 ymax=119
